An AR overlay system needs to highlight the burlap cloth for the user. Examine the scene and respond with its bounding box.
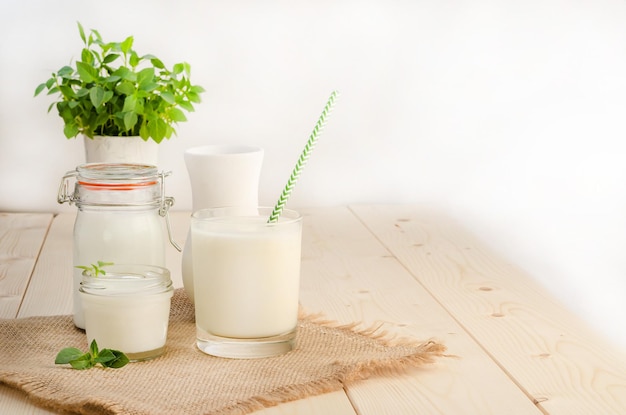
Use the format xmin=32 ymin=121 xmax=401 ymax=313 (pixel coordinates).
xmin=0 ymin=289 xmax=446 ymax=415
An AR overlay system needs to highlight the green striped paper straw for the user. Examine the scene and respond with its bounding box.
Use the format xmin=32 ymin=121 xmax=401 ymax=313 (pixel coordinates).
xmin=268 ymin=90 xmax=339 ymax=223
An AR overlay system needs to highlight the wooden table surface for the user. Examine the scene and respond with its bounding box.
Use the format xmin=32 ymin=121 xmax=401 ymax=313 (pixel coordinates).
xmin=1 ymin=206 xmax=626 ymax=414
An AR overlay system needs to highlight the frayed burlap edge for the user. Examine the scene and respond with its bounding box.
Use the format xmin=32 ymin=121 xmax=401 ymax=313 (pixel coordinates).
xmin=195 ymin=312 xmax=448 ymax=415
xmin=225 ymin=343 xmax=446 ymax=415
xmin=2 ymin=372 xmax=128 ymax=415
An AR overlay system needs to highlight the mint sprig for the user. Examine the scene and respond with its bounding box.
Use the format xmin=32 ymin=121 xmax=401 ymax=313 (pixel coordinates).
xmin=75 ymin=261 xmax=113 ymax=277
xmin=55 ymin=340 xmax=129 ymax=369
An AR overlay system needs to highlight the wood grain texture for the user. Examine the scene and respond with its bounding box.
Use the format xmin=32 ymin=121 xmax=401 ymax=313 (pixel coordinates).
xmin=351 ymin=204 xmax=626 ymax=415
xmin=0 ymin=213 xmax=52 ymax=319
xmin=250 ymin=391 xmax=357 ymax=415
xmin=298 ymin=207 xmax=541 ymax=414
xmin=17 ymin=213 xmax=74 ymax=318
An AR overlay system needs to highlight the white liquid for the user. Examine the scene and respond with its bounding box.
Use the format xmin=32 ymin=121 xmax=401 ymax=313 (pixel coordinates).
xmin=192 ymin=217 xmax=301 ymax=338
xmin=80 ymin=290 xmax=172 ymax=354
xmin=73 ymin=210 xmax=165 ymax=328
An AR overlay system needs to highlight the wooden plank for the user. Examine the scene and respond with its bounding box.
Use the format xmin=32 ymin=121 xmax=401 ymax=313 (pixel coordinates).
xmin=0 ymin=213 xmax=56 ymax=413
xmin=0 ymin=385 xmax=355 ymax=415
xmin=250 ymin=391 xmax=356 ymax=415
xmin=0 ymin=213 xmax=53 ymax=319
xmin=0 ymin=385 xmax=56 ymax=415
xmin=18 ymin=213 xmax=74 ymax=317
xmin=351 ymin=204 xmax=626 ymax=415
xmin=297 ymin=207 xmax=541 ymax=414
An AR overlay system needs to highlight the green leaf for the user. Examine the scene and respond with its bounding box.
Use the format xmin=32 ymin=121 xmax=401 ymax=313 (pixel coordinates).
xmin=91 ymin=29 xmax=103 ymax=44
xmin=69 ymin=354 xmax=94 ymax=370
xmin=76 ymin=61 xmax=97 ymax=83
xmin=94 ymin=348 xmax=116 ymax=364
xmin=102 ymin=90 xmax=114 ymax=104
xmin=63 ymin=122 xmax=79 ymax=138
xmin=101 ymin=350 xmax=130 ymax=368
xmin=89 ymin=87 xmax=107 ymax=108
xmin=123 ymin=111 xmax=138 ymax=131
xmin=58 ymin=66 xmax=74 ymax=78
xmin=137 ymin=67 xmax=154 ymax=86
xmin=148 ymin=118 xmax=167 ymax=143
xmin=120 ymin=36 xmax=134 ymax=54
xmin=129 ymin=51 xmax=140 ymax=67
xmin=34 ymin=83 xmax=46 ymax=97
xmin=172 ymin=63 xmax=184 ymax=75
xmin=114 ymin=67 xmax=136 ymax=82
xmin=187 ymin=91 xmax=202 ymax=103
xmin=77 ymin=22 xmax=86 ymax=44
xmin=58 ymin=85 xmax=75 ymax=99
xmin=190 ymin=85 xmax=206 ymax=94
xmin=139 ymin=82 xmax=158 ymax=92
xmin=115 ymin=81 xmax=136 ymax=96
xmin=81 ymin=48 xmax=94 ymax=65
xmin=94 ymin=113 xmax=110 ymax=133
xmin=89 ymin=339 xmax=99 ymax=357
xmin=55 ymin=347 xmax=84 ymax=364
xmin=178 ymin=100 xmax=194 ymax=112
xmin=139 ymin=121 xmax=149 ymax=140
xmin=160 ymin=91 xmax=175 ymax=105
xmin=168 ymin=108 xmax=187 ymax=122
xmin=150 ymin=57 xmax=165 ymax=69
xmin=105 ymin=75 xmax=121 ymax=83
xmin=122 ymin=95 xmax=137 ymax=112
xmin=103 ymin=53 xmax=120 ymax=64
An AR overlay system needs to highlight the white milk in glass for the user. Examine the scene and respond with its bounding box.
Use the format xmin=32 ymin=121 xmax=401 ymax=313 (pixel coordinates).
xmin=192 ymin=215 xmax=302 ymax=339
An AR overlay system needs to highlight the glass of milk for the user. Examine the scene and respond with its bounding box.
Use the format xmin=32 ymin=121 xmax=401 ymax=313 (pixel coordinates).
xmin=79 ymin=264 xmax=174 ymax=361
xmin=191 ymin=206 xmax=302 ymax=358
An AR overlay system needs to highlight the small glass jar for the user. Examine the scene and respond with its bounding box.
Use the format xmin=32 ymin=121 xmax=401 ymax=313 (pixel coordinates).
xmin=58 ymin=163 xmax=179 ymax=329
xmin=79 ymin=264 xmax=174 ymax=361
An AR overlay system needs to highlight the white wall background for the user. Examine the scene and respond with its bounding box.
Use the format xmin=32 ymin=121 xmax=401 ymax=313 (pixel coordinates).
xmin=1 ymin=0 xmax=625 ymax=349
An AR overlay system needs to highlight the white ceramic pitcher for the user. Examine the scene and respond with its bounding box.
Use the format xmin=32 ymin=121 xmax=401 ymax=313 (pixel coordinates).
xmin=181 ymin=145 xmax=264 ymax=303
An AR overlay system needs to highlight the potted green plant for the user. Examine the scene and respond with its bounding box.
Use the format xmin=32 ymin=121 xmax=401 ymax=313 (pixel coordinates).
xmin=35 ymin=22 xmax=204 ymax=164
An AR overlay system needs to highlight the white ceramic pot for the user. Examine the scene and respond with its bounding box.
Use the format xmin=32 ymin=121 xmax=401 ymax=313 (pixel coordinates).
xmin=181 ymin=145 xmax=264 ymax=303
xmin=83 ymin=135 xmax=159 ymax=166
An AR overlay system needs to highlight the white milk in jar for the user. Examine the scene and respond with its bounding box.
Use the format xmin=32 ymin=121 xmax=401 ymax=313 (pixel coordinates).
xmin=58 ymin=163 xmax=177 ymax=329
xmin=80 ymin=264 xmax=173 ymax=361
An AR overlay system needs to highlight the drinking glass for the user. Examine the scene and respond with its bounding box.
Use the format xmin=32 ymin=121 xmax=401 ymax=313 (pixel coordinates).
xmin=191 ymin=207 xmax=302 ymax=358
